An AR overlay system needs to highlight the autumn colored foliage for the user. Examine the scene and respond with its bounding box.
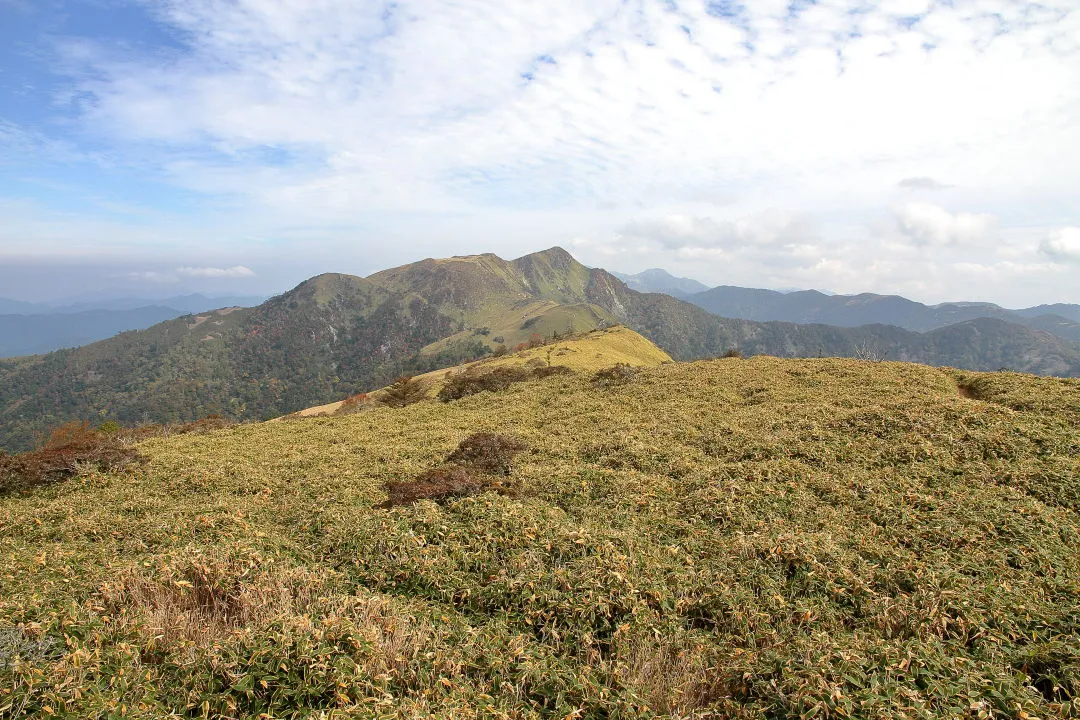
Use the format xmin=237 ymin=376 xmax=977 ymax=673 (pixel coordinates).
xmin=383 ymin=432 xmax=527 ymax=507
xmin=0 ymin=421 xmax=144 ymax=495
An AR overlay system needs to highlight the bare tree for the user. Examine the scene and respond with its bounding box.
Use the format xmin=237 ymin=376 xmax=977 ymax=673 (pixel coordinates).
xmin=853 ymin=341 xmax=888 ymax=362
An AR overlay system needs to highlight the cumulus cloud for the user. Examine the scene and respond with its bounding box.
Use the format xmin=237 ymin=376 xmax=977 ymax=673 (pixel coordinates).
xmin=893 ymin=202 xmax=996 ymax=246
xmin=1039 ymin=228 xmax=1080 ymax=264
xmin=176 ymin=266 xmax=255 ymax=278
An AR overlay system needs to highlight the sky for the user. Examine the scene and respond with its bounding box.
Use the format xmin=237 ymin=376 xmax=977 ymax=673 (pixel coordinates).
xmin=0 ymin=0 xmax=1078 ymax=306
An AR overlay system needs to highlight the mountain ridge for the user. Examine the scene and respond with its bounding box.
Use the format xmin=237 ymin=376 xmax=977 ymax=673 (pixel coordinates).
xmin=685 ymin=284 xmax=1080 ymax=343
xmin=1 ymin=246 xmax=1078 ymax=451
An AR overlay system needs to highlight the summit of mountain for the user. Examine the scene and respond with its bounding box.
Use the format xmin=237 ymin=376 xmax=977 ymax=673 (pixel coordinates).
xmin=1 ymin=247 xmax=1078 ymax=452
xmin=611 ymin=267 xmax=710 ymax=298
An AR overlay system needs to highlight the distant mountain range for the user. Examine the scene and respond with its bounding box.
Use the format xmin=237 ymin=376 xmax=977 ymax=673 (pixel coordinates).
xmin=683 ymin=286 xmax=1080 ymax=344
xmin=1 ymin=247 xmax=1078 ymax=451
xmin=0 ymin=294 xmax=267 ymax=357
xmin=615 ymin=268 xmax=1080 ymax=344
xmin=0 ymin=293 xmax=266 ymax=315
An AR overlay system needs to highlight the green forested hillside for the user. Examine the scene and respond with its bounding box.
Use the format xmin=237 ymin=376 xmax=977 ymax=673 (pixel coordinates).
xmin=2 ymin=354 xmax=1078 ymax=717
xmin=1 ymin=247 xmax=1078 ymax=451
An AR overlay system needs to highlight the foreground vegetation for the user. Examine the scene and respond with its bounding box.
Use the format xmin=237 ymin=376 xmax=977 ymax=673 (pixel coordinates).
xmin=1 ymin=347 xmax=1078 ymax=718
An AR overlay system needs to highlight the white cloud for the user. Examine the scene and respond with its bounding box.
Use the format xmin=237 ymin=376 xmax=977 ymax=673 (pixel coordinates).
xmin=620 ymin=212 xmax=817 ymax=252
xmin=898 ymin=177 xmax=950 ymax=191
xmin=3 ymin=0 xmax=1078 ymax=305
xmin=1039 ymin=227 xmax=1080 ymax=264
xmin=176 ymin=265 xmax=255 ymax=278
xmin=620 ymin=215 xmax=738 ymax=250
xmin=893 ymin=202 xmax=996 ymax=246
xmin=58 ymin=0 xmax=1080 ymax=220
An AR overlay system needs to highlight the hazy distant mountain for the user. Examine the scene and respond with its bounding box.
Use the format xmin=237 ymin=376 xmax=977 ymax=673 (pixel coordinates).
xmin=0 ymin=307 xmax=188 ymax=357
xmin=1014 ymin=304 xmax=1080 ymax=324
xmin=0 ymin=293 xmax=267 ymax=315
xmin=611 ymin=268 xmax=710 ymax=298
xmin=2 ymin=247 xmax=1077 ymax=451
xmin=0 ymin=294 xmax=268 ymax=359
xmin=0 ymin=298 xmax=48 ymax=314
xmin=685 ymin=286 xmax=1080 ymax=344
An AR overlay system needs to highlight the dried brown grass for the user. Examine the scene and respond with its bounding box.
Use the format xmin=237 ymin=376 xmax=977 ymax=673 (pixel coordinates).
xmin=333 ymin=392 xmax=374 ymax=416
xmin=99 ymin=556 xmax=313 ymax=655
xmin=612 ymin=629 xmax=728 ymax=717
xmin=99 ymin=554 xmax=434 ymax=673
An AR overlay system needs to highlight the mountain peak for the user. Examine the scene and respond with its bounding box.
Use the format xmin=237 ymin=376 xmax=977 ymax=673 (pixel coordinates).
xmin=511 ymin=247 xmax=592 ymax=304
xmin=610 ymin=268 xmax=710 ymax=297
xmin=515 ymin=246 xmax=575 ymax=266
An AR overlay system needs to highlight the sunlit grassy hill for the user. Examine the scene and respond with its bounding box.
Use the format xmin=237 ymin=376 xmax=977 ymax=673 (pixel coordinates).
xmin=296 ymin=326 xmax=672 ymax=416
xmin=2 ymin=355 xmax=1079 ymax=718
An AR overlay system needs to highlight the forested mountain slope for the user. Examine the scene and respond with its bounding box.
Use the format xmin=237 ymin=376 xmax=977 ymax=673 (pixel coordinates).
xmin=2 ymin=247 xmax=1078 ymax=451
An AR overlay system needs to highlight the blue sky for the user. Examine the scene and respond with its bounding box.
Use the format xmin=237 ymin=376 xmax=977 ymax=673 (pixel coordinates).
xmin=1 ymin=0 xmax=1078 ymax=304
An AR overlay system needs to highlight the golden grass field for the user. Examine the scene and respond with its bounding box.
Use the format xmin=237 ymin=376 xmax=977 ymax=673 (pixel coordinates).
xmin=295 ymin=326 xmax=672 ymax=417
xmin=1 ymin=330 xmax=1078 ymax=718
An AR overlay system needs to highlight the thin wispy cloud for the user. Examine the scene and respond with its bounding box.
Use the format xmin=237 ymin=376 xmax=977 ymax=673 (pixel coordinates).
xmin=898 ymin=177 xmax=951 ymax=191
xmin=0 ymin=0 xmax=1077 ymax=304
xmin=177 ymin=265 xmax=255 ymax=278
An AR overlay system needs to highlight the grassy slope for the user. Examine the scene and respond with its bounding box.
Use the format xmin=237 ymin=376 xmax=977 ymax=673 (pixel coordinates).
xmin=2 ymin=357 xmax=1078 ymax=718
xmin=298 ymin=326 xmax=671 ymax=416
xmin=418 ymin=301 xmax=617 ymax=357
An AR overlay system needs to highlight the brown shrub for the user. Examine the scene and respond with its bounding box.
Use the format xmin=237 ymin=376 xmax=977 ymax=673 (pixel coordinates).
xmin=437 ymin=365 xmax=571 ymax=402
xmin=382 ymin=432 xmax=528 ymax=507
xmin=445 ymin=432 xmax=526 ymax=475
xmin=721 ymin=348 xmax=744 ymax=359
xmin=0 ymin=421 xmax=144 ymax=496
xmin=379 ymin=376 xmax=428 ymax=408
xmin=591 ymin=363 xmax=640 ymax=388
xmin=384 ymin=466 xmax=491 ymax=507
xmin=531 ymin=365 xmax=572 ymax=380
xmin=437 ymin=367 xmax=529 ymax=402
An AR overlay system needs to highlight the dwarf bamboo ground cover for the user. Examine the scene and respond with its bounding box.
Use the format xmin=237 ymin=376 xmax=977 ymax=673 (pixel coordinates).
xmin=0 ymin=354 xmax=1078 ymax=719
